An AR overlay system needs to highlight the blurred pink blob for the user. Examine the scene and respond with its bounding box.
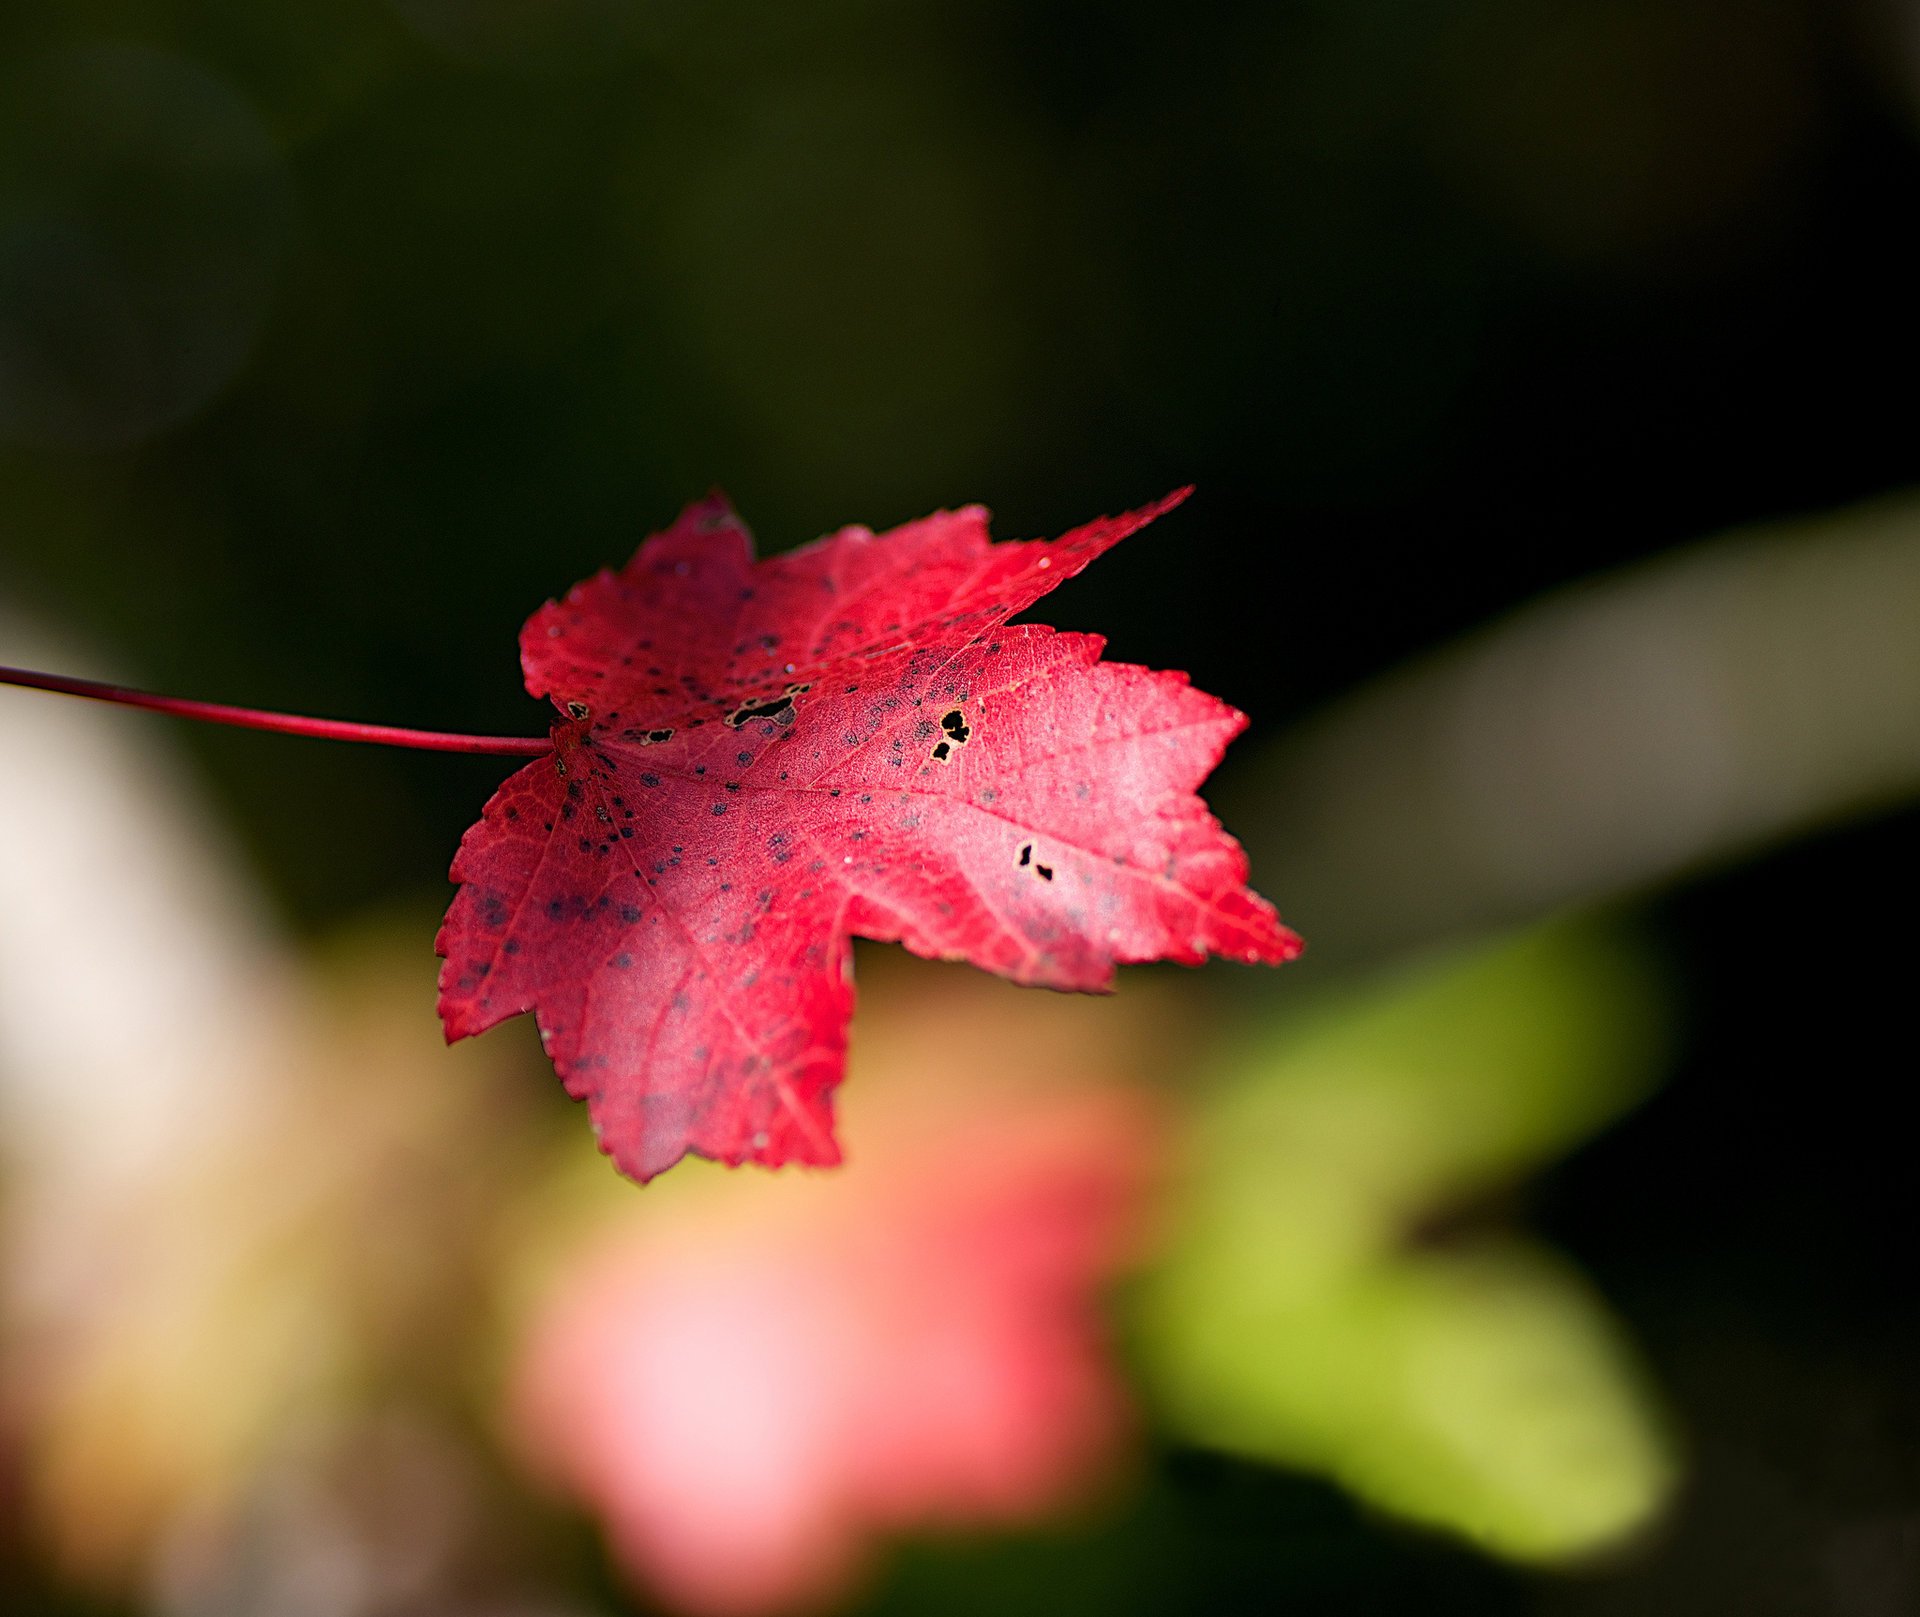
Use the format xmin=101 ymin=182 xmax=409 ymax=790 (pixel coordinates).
xmin=509 ymin=1010 xmax=1161 ymax=1616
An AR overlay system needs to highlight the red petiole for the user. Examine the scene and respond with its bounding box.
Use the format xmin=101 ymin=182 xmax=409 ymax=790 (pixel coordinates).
xmin=0 ymin=665 xmax=552 ymax=757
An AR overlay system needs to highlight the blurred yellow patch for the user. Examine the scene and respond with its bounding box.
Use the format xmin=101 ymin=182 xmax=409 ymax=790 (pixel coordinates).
xmin=12 ymin=916 xmax=549 ymax=1587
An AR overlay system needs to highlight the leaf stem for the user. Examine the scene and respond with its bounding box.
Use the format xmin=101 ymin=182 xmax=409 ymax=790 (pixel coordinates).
xmin=0 ymin=665 xmax=552 ymax=757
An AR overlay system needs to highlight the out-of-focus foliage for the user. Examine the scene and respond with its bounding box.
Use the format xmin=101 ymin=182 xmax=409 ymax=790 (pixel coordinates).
xmin=1237 ymin=492 xmax=1920 ymax=970
xmin=19 ymin=926 xmax=546 ymax=1588
xmin=502 ymin=956 xmax=1171 ymax=1616
xmin=0 ymin=640 xmax=565 ymax=1612
xmin=1139 ymin=924 xmax=1676 ymax=1561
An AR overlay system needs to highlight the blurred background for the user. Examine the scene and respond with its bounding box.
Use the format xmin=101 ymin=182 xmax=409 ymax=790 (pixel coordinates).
xmin=4 ymin=1 xmax=1920 ymax=1612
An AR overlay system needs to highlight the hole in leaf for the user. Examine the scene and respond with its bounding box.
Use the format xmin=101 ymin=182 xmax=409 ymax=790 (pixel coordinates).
xmin=727 ymin=693 xmax=795 ymax=728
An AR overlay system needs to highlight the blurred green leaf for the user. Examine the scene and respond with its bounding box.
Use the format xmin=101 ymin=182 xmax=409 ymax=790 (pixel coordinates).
xmin=1138 ymin=920 xmax=1677 ymax=1563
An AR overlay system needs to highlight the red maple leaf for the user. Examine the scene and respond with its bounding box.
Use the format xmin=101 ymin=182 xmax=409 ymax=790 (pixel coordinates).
xmin=435 ymin=491 xmax=1297 ymax=1180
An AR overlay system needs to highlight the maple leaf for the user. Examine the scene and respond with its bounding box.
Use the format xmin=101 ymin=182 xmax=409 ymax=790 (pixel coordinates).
xmin=436 ymin=491 xmax=1298 ymax=1180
